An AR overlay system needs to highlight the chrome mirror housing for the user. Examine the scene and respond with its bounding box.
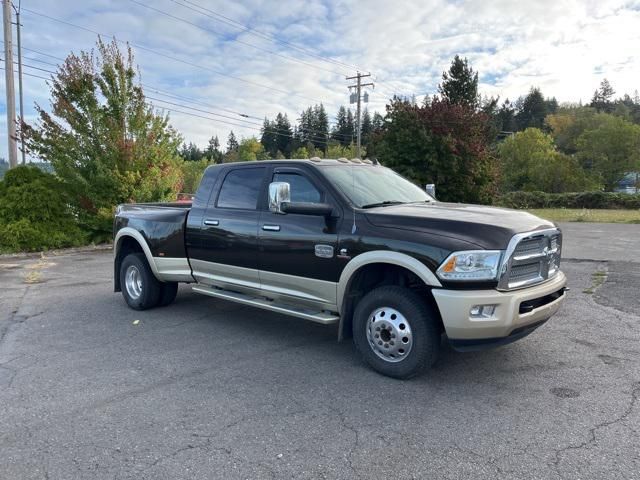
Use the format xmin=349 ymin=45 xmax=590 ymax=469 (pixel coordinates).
xmin=269 ymin=182 xmax=291 ymax=214
xmin=425 ymin=183 xmax=436 ymax=199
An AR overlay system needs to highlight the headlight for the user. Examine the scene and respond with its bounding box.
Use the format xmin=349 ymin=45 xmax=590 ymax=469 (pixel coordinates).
xmin=436 ymin=250 xmax=503 ymax=281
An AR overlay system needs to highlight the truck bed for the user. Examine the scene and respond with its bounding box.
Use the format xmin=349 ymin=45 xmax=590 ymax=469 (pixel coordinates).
xmin=114 ymin=203 xmax=191 ymax=259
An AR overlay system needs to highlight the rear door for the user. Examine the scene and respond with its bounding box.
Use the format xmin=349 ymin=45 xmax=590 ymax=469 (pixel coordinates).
xmin=190 ymin=165 xmax=267 ymax=293
xmin=258 ymin=165 xmax=342 ymax=310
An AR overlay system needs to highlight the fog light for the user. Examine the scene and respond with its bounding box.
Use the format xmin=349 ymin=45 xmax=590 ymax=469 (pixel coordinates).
xmin=470 ymin=304 xmax=497 ymax=318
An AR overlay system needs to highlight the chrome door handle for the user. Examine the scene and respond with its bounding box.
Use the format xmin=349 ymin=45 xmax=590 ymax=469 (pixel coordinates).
xmin=204 ymin=219 xmax=219 ymax=226
xmin=262 ymin=224 xmax=280 ymax=232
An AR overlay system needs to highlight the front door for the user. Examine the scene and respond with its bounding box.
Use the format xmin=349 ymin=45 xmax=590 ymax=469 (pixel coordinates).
xmin=190 ymin=166 xmax=267 ymax=293
xmin=258 ymin=166 xmax=341 ymax=310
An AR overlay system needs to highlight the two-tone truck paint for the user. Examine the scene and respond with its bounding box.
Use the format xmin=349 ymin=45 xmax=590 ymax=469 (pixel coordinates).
xmin=113 ymin=159 xmax=567 ymax=378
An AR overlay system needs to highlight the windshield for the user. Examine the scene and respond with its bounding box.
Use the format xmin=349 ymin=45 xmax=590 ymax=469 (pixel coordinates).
xmin=320 ymin=165 xmax=434 ymax=208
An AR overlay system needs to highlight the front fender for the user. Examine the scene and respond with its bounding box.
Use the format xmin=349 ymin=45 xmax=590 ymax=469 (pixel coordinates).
xmin=337 ymin=250 xmax=442 ymax=313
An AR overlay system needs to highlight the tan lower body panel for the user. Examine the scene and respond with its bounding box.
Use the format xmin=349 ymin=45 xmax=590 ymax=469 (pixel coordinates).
xmin=154 ymin=257 xmax=194 ymax=282
xmin=190 ymin=259 xmax=338 ymax=311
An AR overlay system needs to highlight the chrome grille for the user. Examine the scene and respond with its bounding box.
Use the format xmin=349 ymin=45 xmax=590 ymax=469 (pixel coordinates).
xmin=509 ymin=263 xmax=541 ymax=281
xmin=498 ymin=229 xmax=562 ymax=290
xmin=514 ymin=237 xmax=545 ymax=257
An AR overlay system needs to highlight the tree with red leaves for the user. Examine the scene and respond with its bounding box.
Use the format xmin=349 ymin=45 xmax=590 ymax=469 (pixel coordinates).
xmin=373 ymin=96 xmax=497 ymax=204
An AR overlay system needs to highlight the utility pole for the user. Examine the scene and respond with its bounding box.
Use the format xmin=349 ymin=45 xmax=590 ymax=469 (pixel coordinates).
xmin=12 ymin=1 xmax=25 ymax=164
xmin=346 ymin=72 xmax=374 ymax=159
xmin=2 ymin=0 xmax=18 ymax=168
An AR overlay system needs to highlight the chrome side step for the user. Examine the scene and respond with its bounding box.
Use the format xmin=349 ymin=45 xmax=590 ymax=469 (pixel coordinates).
xmin=192 ymin=285 xmax=340 ymax=325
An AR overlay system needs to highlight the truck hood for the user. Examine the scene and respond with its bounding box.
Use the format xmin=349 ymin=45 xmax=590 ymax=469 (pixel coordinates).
xmin=364 ymin=202 xmax=556 ymax=250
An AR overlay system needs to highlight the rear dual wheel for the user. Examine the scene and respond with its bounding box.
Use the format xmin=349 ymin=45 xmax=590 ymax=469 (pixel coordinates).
xmin=352 ymin=286 xmax=440 ymax=379
xmin=120 ymin=253 xmax=178 ymax=310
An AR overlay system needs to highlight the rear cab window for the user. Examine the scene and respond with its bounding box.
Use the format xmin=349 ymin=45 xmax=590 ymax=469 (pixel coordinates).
xmin=216 ymin=167 xmax=266 ymax=210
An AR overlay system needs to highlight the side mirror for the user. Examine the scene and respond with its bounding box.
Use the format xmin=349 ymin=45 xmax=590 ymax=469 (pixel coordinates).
xmin=268 ymin=181 xmax=333 ymax=217
xmin=269 ymin=182 xmax=291 ymax=214
xmin=425 ymin=183 xmax=436 ymax=199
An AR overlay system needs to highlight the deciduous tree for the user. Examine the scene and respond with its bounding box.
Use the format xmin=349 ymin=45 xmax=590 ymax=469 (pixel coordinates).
xmin=23 ymin=38 xmax=182 ymax=237
xmin=373 ymin=97 xmax=496 ymax=203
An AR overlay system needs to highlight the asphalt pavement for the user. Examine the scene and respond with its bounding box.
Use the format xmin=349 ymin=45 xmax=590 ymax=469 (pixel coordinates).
xmin=0 ymin=222 xmax=639 ymax=479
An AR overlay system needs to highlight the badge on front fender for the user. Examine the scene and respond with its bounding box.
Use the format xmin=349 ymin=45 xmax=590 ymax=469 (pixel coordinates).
xmin=315 ymin=245 xmax=334 ymax=258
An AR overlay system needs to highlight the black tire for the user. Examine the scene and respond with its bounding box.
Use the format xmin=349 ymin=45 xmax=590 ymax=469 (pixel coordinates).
xmin=352 ymin=285 xmax=440 ymax=379
xmin=158 ymin=282 xmax=179 ymax=307
xmin=120 ymin=253 xmax=162 ymax=310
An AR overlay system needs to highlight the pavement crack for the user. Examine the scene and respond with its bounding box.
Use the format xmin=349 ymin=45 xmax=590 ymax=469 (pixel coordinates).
xmin=0 ymin=286 xmax=31 ymax=349
xmin=327 ymin=394 xmax=361 ymax=478
xmin=551 ymin=382 xmax=640 ymax=468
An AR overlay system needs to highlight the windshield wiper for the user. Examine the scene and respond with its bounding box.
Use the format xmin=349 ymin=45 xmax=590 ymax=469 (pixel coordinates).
xmin=360 ymin=201 xmax=405 ymax=209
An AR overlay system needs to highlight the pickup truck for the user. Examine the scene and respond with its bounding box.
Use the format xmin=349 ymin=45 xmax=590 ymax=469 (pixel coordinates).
xmin=113 ymin=158 xmax=567 ymax=379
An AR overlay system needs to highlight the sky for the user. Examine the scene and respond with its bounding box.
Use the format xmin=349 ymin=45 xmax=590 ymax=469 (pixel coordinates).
xmin=1 ymin=0 xmax=640 ymax=161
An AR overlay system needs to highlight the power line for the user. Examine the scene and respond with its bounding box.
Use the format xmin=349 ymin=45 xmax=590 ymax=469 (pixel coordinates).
xmin=0 ymin=41 xmax=271 ymax=120
xmin=173 ymin=0 xmax=416 ymax=101
xmin=22 ymin=55 xmax=59 ymax=68
xmin=0 ymin=56 xmax=355 ymax=141
xmin=147 ymin=95 xmax=266 ymax=126
xmin=128 ymin=0 xmax=347 ymax=77
xmin=168 ymin=0 xmax=364 ymax=73
xmin=150 ymin=96 xmax=343 ymax=144
xmin=20 ymin=6 xmax=329 ymax=104
xmin=0 ymin=57 xmax=55 ymax=74
xmin=15 ymin=43 xmax=64 ymax=60
xmin=142 ymin=85 xmax=263 ymax=120
xmin=157 ymin=104 xmax=333 ymax=145
xmin=0 ymin=65 xmax=49 ymax=81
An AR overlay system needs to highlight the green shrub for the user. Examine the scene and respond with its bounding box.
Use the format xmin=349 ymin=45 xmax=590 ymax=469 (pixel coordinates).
xmin=496 ymin=191 xmax=640 ymax=209
xmin=0 ymin=166 xmax=85 ymax=252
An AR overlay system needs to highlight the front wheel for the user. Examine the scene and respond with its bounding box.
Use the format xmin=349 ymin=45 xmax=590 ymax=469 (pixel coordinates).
xmin=352 ymin=286 xmax=440 ymax=379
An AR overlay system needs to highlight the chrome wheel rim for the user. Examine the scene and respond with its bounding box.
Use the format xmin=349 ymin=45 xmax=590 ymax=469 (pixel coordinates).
xmin=366 ymin=307 xmax=413 ymax=363
xmin=125 ymin=265 xmax=143 ymax=300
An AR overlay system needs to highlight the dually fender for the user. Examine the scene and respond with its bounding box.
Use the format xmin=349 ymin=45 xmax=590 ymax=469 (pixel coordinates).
xmin=336 ymin=250 xmax=443 ymax=314
xmin=114 ymin=227 xmax=161 ymax=279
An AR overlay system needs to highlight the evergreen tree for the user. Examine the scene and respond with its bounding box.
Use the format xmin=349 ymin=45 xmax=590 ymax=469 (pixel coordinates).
xmin=332 ymin=106 xmax=349 ymax=145
xmin=346 ymin=109 xmax=355 ymax=145
xmin=361 ymin=108 xmax=373 ymax=148
xmin=298 ymin=107 xmax=313 ymax=145
xmin=274 ymin=113 xmax=293 ymax=156
xmin=497 ymin=99 xmax=517 ymax=133
xmin=226 ymin=131 xmax=239 ymax=153
xmin=206 ymin=135 xmax=222 ymax=163
xmin=515 ymin=88 xmax=548 ymax=130
xmin=438 ymin=55 xmax=479 ymax=108
xmin=260 ymin=118 xmax=278 ymax=157
xmin=313 ymin=104 xmax=329 ymax=151
xmin=372 ymin=112 xmax=384 ymax=131
xmin=591 ymin=78 xmax=616 ymax=113
xmin=179 ymin=142 xmax=203 ymax=161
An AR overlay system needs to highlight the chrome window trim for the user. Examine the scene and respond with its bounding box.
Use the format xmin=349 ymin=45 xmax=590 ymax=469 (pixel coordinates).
xmin=497 ymin=227 xmax=562 ymax=291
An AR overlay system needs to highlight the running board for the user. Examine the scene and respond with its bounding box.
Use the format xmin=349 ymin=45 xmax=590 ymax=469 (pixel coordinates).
xmin=192 ymin=285 xmax=339 ymax=325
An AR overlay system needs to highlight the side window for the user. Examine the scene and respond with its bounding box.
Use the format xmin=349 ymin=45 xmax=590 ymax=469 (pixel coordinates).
xmin=273 ymin=173 xmax=322 ymax=203
xmin=217 ymin=167 xmax=265 ymax=210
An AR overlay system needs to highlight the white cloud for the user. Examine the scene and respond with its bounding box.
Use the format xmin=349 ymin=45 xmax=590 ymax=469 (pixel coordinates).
xmin=1 ymin=0 xmax=639 ymax=160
